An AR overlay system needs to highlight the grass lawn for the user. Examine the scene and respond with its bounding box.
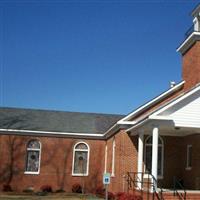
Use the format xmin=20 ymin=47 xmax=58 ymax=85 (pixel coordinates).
xmin=0 ymin=193 xmax=103 ymax=200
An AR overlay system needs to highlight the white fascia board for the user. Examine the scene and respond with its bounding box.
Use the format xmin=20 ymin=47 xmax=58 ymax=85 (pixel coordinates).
xmin=118 ymin=81 xmax=184 ymax=123
xmin=150 ymin=84 xmax=200 ymax=118
xmin=173 ymin=124 xmax=200 ymax=129
xmin=0 ymin=128 xmax=104 ymax=138
xmin=177 ymin=32 xmax=200 ymax=54
xmin=0 ymin=124 xmax=124 ymax=140
xmin=117 ymin=121 xmax=136 ymax=125
xmin=149 ymin=116 xmax=172 ymax=120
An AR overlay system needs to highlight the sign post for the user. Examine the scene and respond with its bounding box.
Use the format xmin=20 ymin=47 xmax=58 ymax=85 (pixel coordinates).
xmin=103 ymin=173 xmax=110 ymax=200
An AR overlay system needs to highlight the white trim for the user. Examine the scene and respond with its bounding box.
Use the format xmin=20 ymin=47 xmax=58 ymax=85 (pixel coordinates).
xmin=111 ymin=138 xmax=116 ymax=177
xmin=24 ymin=140 xmax=41 ymax=175
xmin=150 ymin=84 xmax=200 ymax=118
xmin=103 ymin=124 xmax=118 ymax=138
xmin=177 ymin=32 xmax=200 ymax=54
xmin=186 ymin=145 xmax=192 ymax=170
xmin=137 ymin=132 xmax=144 ymax=189
xmin=152 ymin=127 xmax=159 ymax=185
xmin=126 ymin=118 xmax=149 ymax=133
xmin=72 ymin=141 xmax=90 ymax=176
xmin=0 ymin=128 xmax=104 ymax=138
xmin=128 ymin=83 xmax=200 ymax=134
xmin=117 ymin=121 xmax=136 ymax=125
xmin=118 ymin=81 xmax=184 ymax=123
xmin=24 ymin=171 xmax=40 ymax=175
xmin=104 ymin=144 xmax=108 ymax=173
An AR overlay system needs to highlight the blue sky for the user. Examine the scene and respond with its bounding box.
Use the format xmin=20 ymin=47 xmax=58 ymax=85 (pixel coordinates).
xmin=0 ymin=0 xmax=199 ymax=114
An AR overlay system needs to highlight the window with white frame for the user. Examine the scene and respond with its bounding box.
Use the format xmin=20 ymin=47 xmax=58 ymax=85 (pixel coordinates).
xmin=25 ymin=140 xmax=41 ymax=174
xmin=145 ymin=136 xmax=164 ymax=177
xmin=186 ymin=145 xmax=192 ymax=169
xmin=72 ymin=142 xmax=89 ymax=176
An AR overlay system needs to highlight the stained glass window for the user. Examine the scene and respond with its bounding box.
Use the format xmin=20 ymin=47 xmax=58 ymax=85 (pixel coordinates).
xmin=73 ymin=142 xmax=89 ymax=176
xmin=25 ymin=140 xmax=41 ymax=173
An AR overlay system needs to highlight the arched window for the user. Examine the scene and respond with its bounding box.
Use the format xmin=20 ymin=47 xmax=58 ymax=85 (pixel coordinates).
xmin=25 ymin=140 xmax=41 ymax=174
xmin=72 ymin=142 xmax=89 ymax=176
xmin=145 ymin=136 xmax=164 ymax=177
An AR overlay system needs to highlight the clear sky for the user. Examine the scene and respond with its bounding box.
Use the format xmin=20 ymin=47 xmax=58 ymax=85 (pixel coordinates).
xmin=0 ymin=0 xmax=199 ymax=115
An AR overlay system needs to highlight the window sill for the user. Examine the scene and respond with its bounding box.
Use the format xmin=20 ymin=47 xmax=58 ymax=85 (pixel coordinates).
xmin=185 ymin=167 xmax=192 ymax=171
xmin=24 ymin=171 xmax=40 ymax=175
xmin=72 ymin=173 xmax=88 ymax=177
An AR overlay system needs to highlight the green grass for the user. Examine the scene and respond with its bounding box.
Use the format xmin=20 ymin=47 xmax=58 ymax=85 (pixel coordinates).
xmin=0 ymin=193 xmax=103 ymax=200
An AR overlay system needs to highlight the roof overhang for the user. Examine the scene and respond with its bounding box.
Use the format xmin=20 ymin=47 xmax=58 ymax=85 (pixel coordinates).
xmin=0 ymin=128 xmax=106 ymax=139
xmin=177 ymin=32 xmax=200 ymax=55
xmin=126 ymin=84 xmax=200 ymax=136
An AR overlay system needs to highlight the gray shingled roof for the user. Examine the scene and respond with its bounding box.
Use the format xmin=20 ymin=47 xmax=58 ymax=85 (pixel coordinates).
xmin=0 ymin=107 xmax=124 ymax=134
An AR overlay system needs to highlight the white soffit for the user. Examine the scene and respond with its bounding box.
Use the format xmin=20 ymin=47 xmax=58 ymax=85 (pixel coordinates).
xmin=149 ymin=84 xmax=200 ymax=120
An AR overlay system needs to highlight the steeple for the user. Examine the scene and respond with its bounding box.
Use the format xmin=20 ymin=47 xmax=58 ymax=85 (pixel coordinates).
xmin=177 ymin=4 xmax=200 ymax=91
xmin=192 ymin=4 xmax=200 ymax=32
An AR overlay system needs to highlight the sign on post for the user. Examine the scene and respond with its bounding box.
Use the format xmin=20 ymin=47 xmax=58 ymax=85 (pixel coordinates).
xmin=103 ymin=173 xmax=110 ymax=185
xmin=103 ymin=173 xmax=110 ymax=200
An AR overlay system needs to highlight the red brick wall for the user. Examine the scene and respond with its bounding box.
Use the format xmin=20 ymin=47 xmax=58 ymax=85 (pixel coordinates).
xmin=106 ymin=130 xmax=138 ymax=193
xmin=181 ymin=134 xmax=200 ymax=190
xmin=182 ymin=41 xmax=200 ymax=91
xmin=159 ymin=136 xmax=183 ymax=188
xmin=0 ymin=134 xmax=105 ymax=192
xmin=1 ymin=131 xmax=199 ymax=193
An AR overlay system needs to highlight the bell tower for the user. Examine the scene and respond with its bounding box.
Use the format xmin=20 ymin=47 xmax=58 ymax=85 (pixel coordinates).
xmin=177 ymin=4 xmax=200 ymax=91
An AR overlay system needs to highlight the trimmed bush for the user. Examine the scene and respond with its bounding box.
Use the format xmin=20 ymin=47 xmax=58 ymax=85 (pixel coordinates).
xmin=72 ymin=183 xmax=82 ymax=193
xmin=55 ymin=189 xmax=65 ymax=193
xmin=95 ymin=186 xmax=115 ymax=200
xmin=3 ymin=184 xmax=12 ymax=192
xmin=40 ymin=185 xmax=52 ymax=193
xmin=116 ymin=192 xmax=142 ymax=200
xmin=108 ymin=191 xmax=115 ymax=200
xmin=23 ymin=186 xmax=34 ymax=193
xmin=95 ymin=186 xmax=105 ymax=196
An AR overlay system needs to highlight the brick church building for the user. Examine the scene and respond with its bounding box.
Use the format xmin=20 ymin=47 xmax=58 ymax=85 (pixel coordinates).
xmin=1 ymin=4 xmax=200 ymax=197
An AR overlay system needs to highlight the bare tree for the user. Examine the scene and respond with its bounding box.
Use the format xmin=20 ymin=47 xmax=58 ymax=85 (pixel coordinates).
xmin=0 ymin=115 xmax=29 ymax=186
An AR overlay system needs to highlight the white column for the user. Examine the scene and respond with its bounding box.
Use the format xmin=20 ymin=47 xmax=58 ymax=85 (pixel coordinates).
xmin=151 ymin=126 xmax=159 ymax=190
xmin=137 ymin=131 xmax=144 ymax=189
xmin=104 ymin=144 xmax=107 ymax=173
xmin=111 ymin=138 xmax=115 ymax=177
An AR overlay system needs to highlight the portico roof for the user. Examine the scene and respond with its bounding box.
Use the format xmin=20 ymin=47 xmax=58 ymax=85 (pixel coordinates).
xmin=127 ymin=83 xmax=200 ymax=136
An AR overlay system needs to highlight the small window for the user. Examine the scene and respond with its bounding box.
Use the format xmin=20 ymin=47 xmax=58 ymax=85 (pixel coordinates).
xmin=72 ymin=142 xmax=89 ymax=176
xmin=25 ymin=140 xmax=41 ymax=174
xmin=186 ymin=145 xmax=192 ymax=169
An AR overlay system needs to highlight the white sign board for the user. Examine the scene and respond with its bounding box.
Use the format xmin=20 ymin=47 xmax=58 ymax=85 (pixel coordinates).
xmin=103 ymin=173 xmax=110 ymax=185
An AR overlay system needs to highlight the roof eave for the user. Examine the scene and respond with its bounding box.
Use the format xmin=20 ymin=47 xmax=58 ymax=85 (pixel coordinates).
xmin=177 ymin=32 xmax=200 ymax=55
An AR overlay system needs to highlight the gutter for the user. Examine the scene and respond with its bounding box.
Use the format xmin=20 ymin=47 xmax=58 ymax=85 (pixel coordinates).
xmin=0 ymin=128 xmax=105 ymax=139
